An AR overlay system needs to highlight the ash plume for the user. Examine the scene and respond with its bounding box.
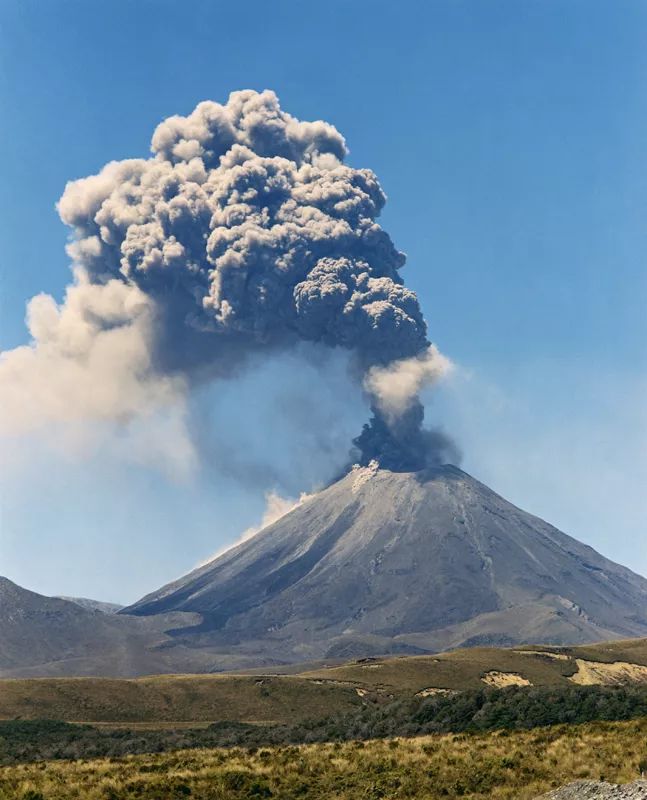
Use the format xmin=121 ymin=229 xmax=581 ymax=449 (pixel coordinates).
xmin=1 ymin=89 xmax=455 ymax=472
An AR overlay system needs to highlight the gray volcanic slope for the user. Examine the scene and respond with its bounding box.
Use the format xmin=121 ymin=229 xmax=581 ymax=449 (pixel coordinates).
xmin=124 ymin=465 xmax=647 ymax=663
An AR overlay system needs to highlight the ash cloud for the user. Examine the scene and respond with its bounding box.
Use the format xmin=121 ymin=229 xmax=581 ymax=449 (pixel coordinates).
xmin=1 ymin=89 xmax=456 ymax=472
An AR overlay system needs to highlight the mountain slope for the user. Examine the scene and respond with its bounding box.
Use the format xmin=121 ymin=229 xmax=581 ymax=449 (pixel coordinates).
xmin=0 ymin=577 xmax=213 ymax=677
xmin=125 ymin=465 xmax=647 ymax=663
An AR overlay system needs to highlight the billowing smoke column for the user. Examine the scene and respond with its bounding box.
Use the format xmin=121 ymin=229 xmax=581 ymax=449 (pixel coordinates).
xmin=2 ymin=90 xmax=454 ymax=471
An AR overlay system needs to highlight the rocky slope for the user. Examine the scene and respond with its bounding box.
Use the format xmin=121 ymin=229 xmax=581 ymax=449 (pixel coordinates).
xmin=540 ymin=782 xmax=647 ymax=799
xmin=124 ymin=464 xmax=647 ymax=665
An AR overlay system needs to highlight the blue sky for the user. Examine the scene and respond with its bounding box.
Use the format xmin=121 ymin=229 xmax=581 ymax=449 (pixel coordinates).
xmin=1 ymin=0 xmax=646 ymax=603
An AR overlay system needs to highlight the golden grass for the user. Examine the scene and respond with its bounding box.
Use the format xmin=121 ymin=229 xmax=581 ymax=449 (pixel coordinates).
xmin=2 ymin=719 xmax=647 ymax=799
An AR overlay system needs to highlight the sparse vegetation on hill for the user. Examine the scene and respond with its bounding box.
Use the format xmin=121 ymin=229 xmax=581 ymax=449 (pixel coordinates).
xmin=4 ymin=638 xmax=647 ymax=727
xmin=301 ymin=639 xmax=647 ymax=692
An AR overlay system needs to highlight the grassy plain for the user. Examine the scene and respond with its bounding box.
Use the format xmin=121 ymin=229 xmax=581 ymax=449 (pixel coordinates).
xmin=2 ymin=718 xmax=647 ymax=800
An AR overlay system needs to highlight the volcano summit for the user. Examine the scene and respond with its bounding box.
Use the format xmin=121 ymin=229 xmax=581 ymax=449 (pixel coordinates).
xmin=123 ymin=464 xmax=647 ymax=667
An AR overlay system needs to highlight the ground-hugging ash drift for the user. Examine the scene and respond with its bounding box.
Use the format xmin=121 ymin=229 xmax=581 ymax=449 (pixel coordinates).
xmin=0 ymin=89 xmax=454 ymax=471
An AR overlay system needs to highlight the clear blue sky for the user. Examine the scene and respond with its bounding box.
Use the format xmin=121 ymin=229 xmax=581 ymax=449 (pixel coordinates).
xmin=1 ymin=0 xmax=646 ymax=603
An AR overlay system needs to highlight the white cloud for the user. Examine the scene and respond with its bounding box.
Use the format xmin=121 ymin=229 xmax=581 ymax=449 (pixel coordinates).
xmin=0 ymin=271 xmax=196 ymax=480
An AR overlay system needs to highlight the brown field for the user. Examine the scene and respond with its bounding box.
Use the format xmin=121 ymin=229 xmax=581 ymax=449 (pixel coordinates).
xmin=2 ymin=718 xmax=647 ymax=799
xmin=0 ymin=674 xmax=361 ymax=725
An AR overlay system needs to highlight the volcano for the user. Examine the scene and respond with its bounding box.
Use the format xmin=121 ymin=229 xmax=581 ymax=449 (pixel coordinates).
xmin=124 ymin=464 xmax=647 ymax=664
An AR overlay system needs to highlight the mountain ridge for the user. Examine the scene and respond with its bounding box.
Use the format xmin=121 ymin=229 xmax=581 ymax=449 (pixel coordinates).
xmin=56 ymin=596 xmax=123 ymax=614
xmin=0 ymin=576 xmax=211 ymax=677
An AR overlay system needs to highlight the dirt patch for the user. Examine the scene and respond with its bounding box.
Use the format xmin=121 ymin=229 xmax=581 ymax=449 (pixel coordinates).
xmin=482 ymin=671 xmax=532 ymax=688
xmin=569 ymin=660 xmax=647 ymax=686
xmin=515 ymin=650 xmax=571 ymax=661
xmin=415 ymin=687 xmax=454 ymax=698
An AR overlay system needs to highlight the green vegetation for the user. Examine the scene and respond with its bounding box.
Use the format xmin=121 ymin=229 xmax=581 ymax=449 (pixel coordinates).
xmin=3 ymin=684 xmax=647 ymax=765
xmin=4 ymin=718 xmax=647 ymax=800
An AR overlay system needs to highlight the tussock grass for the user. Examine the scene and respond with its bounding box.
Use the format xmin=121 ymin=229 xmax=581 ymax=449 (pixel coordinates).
xmin=1 ymin=719 xmax=647 ymax=799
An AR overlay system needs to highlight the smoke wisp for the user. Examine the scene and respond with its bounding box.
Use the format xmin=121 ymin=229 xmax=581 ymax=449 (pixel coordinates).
xmin=198 ymin=488 xmax=315 ymax=566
